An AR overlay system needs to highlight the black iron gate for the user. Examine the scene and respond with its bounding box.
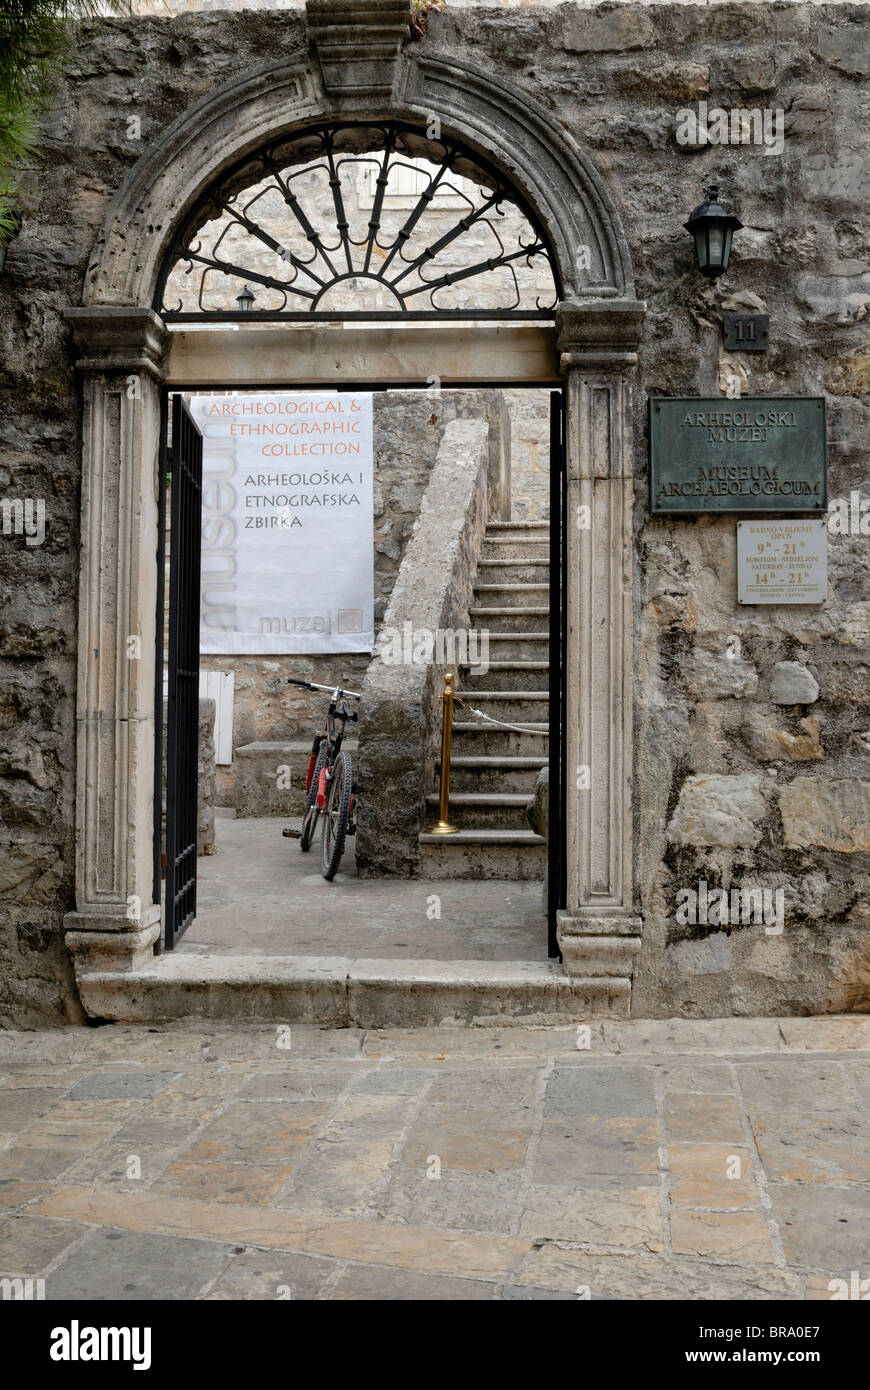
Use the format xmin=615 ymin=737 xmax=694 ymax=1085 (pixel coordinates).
xmin=163 ymin=394 xmax=203 ymax=948
xmin=547 ymin=390 xmax=567 ymax=957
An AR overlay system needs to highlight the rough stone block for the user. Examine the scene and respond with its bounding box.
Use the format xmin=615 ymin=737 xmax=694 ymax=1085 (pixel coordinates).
xmin=800 ymin=154 xmax=870 ymax=204
xmin=827 ymin=663 xmax=870 ymax=704
xmin=797 ymin=273 xmax=870 ymax=327
xmin=614 ymin=62 xmax=708 ymax=104
xmin=826 ymin=353 xmax=870 ymax=397
xmin=741 ymin=713 xmax=822 ymax=763
xmin=769 ymin=662 xmax=819 ymax=705
xmin=560 ymin=7 xmax=654 ymax=53
xmin=682 ymin=649 xmax=758 ymax=700
xmin=718 ymin=53 xmax=776 ymax=94
xmin=669 ymin=933 xmax=733 ymax=977
xmin=814 ymin=23 xmax=870 ymax=78
xmin=666 ymin=775 xmax=766 ymax=849
xmin=778 ymin=778 xmax=870 ymax=852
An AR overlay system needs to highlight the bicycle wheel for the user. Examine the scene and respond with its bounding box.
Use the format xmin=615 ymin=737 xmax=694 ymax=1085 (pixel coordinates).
xmin=300 ymin=740 xmax=328 ymax=852
xmin=320 ymin=749 xmax=352 ymax=880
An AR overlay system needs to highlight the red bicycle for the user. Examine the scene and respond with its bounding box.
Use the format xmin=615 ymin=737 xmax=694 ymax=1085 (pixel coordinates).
xmin=282 ymin=679 xmax=361 ymax=880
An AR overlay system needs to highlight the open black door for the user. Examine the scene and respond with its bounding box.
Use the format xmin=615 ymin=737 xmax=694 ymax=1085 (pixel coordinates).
xmin=547 ymin=389 xmax=567 ymax=957
xmin=162 ymin=394 xmax=203 ymax=949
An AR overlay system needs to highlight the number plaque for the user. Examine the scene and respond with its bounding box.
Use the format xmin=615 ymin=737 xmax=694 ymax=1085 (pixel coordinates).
xmin=722 ymin=313 xmax=769 ymax=351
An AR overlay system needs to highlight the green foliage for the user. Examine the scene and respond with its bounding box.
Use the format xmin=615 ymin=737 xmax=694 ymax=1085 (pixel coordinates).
xmin=410 ymin=0 xmax=446 ymax=39
xmin=0 ymin=1 xmax=124 ymax=244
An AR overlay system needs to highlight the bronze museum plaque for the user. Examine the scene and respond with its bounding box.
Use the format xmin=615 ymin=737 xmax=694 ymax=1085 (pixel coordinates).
xmin=649 ymin=397 xmax=826 ymax=515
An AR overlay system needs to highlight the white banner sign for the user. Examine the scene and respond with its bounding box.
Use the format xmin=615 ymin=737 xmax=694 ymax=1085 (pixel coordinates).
xmin=193 ymin=392 xmax=374 ymax=654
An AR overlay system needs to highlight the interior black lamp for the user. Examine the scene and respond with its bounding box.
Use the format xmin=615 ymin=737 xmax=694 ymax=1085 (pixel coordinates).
xmin=684 ymin=186 xmax=742 ymax=279
xmin=235 ymin=283 xmax=256 ymax=311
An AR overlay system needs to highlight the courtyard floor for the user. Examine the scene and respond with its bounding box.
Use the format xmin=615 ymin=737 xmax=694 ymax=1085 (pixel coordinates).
xmin=0 ymin=1016 xmax=868 ymax=1301
xmin=185 ymin=813 xmax=548 ymax=960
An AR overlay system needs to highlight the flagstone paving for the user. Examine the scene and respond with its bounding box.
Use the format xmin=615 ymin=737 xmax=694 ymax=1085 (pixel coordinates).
xmin=0 ymin=1016 xmax=868 ymax=1300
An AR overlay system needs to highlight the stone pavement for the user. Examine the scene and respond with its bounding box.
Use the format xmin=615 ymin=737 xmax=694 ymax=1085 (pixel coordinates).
xmin=1 ymin=1016 xmax=868 ymax=1301
xmin=187 ymin=814 xmax=547 ymax=960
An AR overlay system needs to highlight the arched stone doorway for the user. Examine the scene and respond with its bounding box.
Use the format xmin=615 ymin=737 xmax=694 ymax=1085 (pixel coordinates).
xmin=62 ymin=0 xmax=645 ymax=1015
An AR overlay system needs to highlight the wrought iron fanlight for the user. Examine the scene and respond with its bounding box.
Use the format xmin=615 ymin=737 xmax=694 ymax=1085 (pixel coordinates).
xmin=154 ymin=121 xmax=561 ymax=322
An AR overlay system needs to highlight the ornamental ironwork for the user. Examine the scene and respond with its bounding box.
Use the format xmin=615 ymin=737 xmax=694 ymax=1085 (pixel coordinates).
xmin=154 ymin=122 xmax=560 ymax=321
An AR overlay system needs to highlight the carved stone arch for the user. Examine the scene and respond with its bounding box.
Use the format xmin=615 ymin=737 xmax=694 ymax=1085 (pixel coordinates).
xmin=394 ymin=53 xmax=634 ymax=302
xmin=65 ymin=3 xmax=645 ymax=1014
xmin=83 ymin=55 xmax=633 ymax=312
xmin=83 ymin=55 xmax=322 ymax=308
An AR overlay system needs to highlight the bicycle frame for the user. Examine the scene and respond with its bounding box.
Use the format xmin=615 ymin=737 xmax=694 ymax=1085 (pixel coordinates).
xmin=313 ymin=698 xmax=350 ymax=808
xmin=285 ymin=679 xmax=361 ymax=845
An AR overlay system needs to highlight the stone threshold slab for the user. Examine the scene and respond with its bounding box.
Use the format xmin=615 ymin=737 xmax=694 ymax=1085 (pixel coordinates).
xmin=75 ymin=955 xmax=629 ymax=1027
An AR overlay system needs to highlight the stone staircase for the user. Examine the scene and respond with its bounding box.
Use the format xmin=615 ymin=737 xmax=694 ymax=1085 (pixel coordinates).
xmin=419 ymin=520 xmax=549 ymax=879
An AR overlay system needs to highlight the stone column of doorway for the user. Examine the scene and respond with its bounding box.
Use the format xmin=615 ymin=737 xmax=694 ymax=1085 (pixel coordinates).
xmin=556 ymin=300 xmax=645 ymax=1014
xmin=62 ymin=307 xmax=167 ymax=979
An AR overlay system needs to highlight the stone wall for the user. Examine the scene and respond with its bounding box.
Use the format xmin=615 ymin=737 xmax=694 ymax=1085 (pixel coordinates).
xmin=505 ymin=391 xmax=550 ymax=522
xmin=0 ymin=3 xmax=868 ymax=1021
xmin=356 ymin=416 xmax=492 ymax=876
xmin=430 ymin=0 xmax=869 ymax=1018
xmin=159 ymin=696 xmax=217 ymax=853
xmin=197 ymin=698 xmax=217 ymax=856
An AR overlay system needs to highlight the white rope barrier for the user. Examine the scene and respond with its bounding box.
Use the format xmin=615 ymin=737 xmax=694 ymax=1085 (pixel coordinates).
xmin=454 ymin=697 xmax=548 ymax=738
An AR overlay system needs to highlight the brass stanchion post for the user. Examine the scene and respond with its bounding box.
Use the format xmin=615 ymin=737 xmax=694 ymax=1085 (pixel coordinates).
xmin=428 ymin=671 xmax=458 ymax=834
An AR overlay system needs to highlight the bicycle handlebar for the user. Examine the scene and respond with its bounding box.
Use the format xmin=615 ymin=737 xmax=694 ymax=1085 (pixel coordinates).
xmin=287 ymin=678 xmax=362 ymax=700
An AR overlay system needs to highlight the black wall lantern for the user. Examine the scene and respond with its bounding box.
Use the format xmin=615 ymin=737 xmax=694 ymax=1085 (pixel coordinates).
xmin=235 ymin=283 xmax=255 ymax=311
xmin=684 ymin=186 xmax=742 ymax=279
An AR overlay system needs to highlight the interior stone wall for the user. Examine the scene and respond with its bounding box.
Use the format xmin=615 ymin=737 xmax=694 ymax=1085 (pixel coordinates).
xmin=356 ymin=415 xmax=492 ymax=877
xmin=0 ymin=4 xmax=867 ymax=1022
xmin=504 ymin=390 xmax=551 ymax=522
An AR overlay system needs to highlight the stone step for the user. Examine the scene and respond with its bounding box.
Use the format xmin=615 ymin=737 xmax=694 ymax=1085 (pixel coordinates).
xmin=418 ymin=828 xmax=547 ymax=880
xmin=451 ymin=722 xmax=548 ymax=756
xmin=478 ymin=554 xmax=549 ymax=564
xmin=474 ymin=582 xmax=550 ymax=609
xmin=457 ymin=690 xmax=549 ymax=722
xmin=482 ymin=537 xmax=553 ymax=561
xmin=475 ymin=630 xmax=550 ymax=654
xmin=234 ymin=739 xmax=358 ymax=817
xmin=469 ymin=606 xmax=550 ymax=633
xmin=80 ymin=956 xmax=620 ymax=1026
xmin=477 ymin=558 xmax=549 ymax=584
xmin=424 ymin=791 xmax=532 ymax=830
xmin=444 ymin=755 xmax=549 ymax=794
xmin=484 ymin=530 xmax=550 ymax=540
xmin=462 ymin=660 xmax=550 ymax=691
